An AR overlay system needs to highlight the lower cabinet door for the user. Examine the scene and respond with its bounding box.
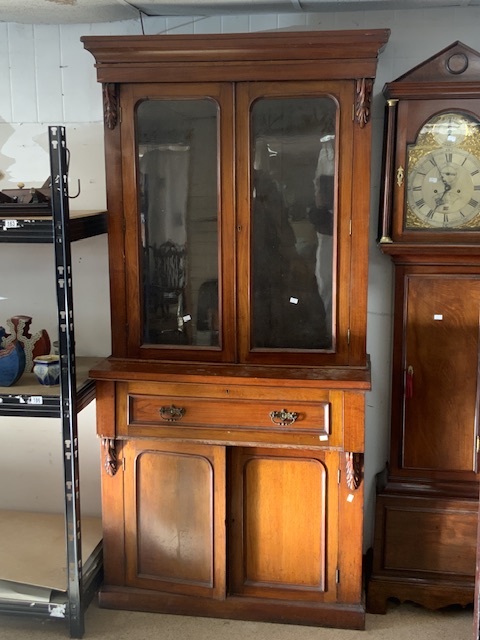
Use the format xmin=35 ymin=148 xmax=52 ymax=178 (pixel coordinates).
xmin=123 ymin=439 xmax=227 ymax=599
xmin=228 ymin=447 xmax=340 ymax=603
xmin=122 ymin=441 xmax=346 ymax=606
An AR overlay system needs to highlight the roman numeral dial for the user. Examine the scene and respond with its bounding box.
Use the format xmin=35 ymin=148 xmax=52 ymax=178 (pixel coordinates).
xmin=407 ymin=148 xmax=480 ymax=229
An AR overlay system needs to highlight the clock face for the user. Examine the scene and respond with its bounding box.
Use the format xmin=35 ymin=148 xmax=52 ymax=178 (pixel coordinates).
xmin=406 ymin=112 xmax=480 ymax=230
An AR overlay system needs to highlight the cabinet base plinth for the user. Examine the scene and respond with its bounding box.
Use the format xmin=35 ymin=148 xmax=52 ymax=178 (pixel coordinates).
xmin=98 ymin=587 xmax=366 ymax=630
xmin=367 ymin=577 xmax=474 ymax=615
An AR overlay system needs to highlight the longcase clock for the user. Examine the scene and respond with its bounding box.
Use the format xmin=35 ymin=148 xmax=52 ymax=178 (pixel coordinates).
xmin=368 ymin=41 xmax=480 ymax=613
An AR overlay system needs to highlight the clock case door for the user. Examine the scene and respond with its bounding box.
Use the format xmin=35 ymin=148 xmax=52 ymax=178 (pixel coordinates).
xmin=389 ymin=266 xmax=480 ymax=485
xmin=379 ymin=41 xmax=480 ymax=249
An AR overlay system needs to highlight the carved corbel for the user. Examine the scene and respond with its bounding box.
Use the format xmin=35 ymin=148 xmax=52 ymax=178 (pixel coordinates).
xmin=355 ymin=78 xmax=373 ymax=128
xmin=345 ymin=452 xmax=363 ymax=490
xmin=102 ymin=437 xmax=118 ymax=477
xmin=103 ymin=83 xmax=118 ymax=130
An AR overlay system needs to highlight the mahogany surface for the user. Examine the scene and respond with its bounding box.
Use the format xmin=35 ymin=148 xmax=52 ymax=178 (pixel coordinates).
xmin=84 ymin=29 xmax=389 ymax=629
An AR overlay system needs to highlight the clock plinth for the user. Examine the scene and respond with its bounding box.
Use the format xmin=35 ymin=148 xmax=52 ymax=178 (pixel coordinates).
xmin=368 ymin=478 xmax=478 ymax=614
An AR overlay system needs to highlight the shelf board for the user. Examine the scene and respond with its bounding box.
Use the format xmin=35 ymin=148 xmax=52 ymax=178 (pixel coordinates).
xmin=0 ymin=357 xmax=102 ymax=417
xmin=0 ymin=210 xmax=107 ymax=243
xmin=0 ymin=510 xmax=102 ymax=593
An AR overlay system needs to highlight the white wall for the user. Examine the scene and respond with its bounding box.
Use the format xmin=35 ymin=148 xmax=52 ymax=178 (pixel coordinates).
xmin=0 ymin=6 xmax=478 ymax=540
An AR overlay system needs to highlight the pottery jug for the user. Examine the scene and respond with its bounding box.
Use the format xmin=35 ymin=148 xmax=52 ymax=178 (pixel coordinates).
xmin=5 ymin=315 xmax=50 ymax=372
xmin=0 ymin=326 xmax=26 ymax=386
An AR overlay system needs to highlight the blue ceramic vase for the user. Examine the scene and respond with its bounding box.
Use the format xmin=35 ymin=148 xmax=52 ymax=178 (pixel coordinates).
xmin=0 ymin=326 xmax=26 ymax=386
xmin=33 ymin=354 xmax=60 ymax=386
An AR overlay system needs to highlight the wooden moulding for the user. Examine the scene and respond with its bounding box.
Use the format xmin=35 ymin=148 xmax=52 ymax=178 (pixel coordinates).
xmin=98 ymin=588 xmax=366 ymax=630
xmin=89 ymin=357 xmax=372 ymax=391
xmin=81 ymin=29 xmax=390 ymax=85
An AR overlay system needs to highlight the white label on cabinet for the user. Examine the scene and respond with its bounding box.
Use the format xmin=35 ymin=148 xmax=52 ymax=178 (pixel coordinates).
xmin=27 ymin=396 xmax=43 ymax=405
xmin=183 ymin=315 xmax=192 ymax=323
xmin=289 ymin=297 xmax=299 ymax=304
xmin=347 ymin=494 xmax=354 ymax=503
xmin=434 ymin=314 xmax=443 ymax=320
xmin=319 ymin=434 xmax=329 ymax=441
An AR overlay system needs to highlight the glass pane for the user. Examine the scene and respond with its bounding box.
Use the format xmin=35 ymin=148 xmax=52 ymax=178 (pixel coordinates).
xmin=137 ymin=99 xmax=219 ymax=347
xmin=251 ymin=96 xmax=336 ymax=350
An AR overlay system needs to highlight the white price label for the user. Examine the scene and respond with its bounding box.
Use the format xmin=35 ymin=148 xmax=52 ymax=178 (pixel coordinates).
xmin=27 ymin=396 xmax=44 ymax=405
xmin=3 ymin=219 xmax=19 ymax=229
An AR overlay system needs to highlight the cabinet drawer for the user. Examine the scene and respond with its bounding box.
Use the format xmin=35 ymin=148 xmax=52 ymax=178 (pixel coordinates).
xmin=129 ymin=393 xmax=328 ymax=431
xmin=117 ymin=385 xmax=341 ymax=447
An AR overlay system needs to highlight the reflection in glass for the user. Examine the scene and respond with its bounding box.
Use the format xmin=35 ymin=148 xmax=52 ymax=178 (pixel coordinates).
xmin=251 ymin=96 xmax=337 ymax=350
xmin=137 ymin=99 xmax=219 ymax=347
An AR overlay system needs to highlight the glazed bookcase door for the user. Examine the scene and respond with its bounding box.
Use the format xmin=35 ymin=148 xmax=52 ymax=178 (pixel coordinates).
xmin=120 ymin=82 xmax=236 ymax=362
xmin=119 ymin=79 xmax=363 ymax=367
xmin=236 ymin=81 xmax=356 ymax=367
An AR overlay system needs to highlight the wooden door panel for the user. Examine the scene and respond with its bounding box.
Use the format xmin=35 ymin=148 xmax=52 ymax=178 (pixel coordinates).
xmin=404 ymin=276 xmax=480 ymax=473
xmin=243 ymin=457 xmax=324 ymax=588
xmin=136 ymin=450 xmax=212 ymax=583
xmin=124 ymin=440 xmax=226 ymax=598
xmin=229 ymin=447 xmax=338 ymax=602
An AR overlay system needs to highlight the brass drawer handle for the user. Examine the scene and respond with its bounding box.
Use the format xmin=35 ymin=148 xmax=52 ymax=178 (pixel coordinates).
xmin=159 ymin=405 xmax=185 ymax=422
xmin=269 ymin=409 xmax=298 ymax=426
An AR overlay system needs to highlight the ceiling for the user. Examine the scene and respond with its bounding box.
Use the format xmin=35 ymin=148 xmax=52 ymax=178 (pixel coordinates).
xmin=0 ymin=0 xmax=478 ymax=24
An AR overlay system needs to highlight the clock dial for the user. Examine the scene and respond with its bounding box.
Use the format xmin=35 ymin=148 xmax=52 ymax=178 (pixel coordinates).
xmin=405 ymin=111 xmax=480 ymax=230
xmin=407 ymin=149 xmax=480 ymax=228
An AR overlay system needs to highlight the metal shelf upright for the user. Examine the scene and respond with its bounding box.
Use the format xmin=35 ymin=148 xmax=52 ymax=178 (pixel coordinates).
xmin=0 ymin=125 xmax=106 ymax=637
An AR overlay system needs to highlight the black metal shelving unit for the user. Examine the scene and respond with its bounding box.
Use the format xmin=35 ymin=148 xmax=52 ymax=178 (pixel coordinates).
xmin=0 ymin=126 xmax=106 ymax=637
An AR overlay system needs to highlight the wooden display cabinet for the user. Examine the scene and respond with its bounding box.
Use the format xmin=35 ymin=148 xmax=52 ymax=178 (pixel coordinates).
xmin=82 ymin=29 xmax=389 ymax=629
